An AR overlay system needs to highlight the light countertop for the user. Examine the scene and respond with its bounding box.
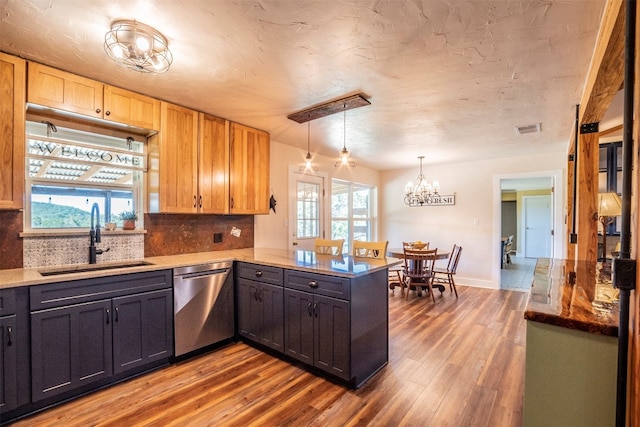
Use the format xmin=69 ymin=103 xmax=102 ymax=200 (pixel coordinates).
xmin=0 ymin=248 xmax=402 ymax=289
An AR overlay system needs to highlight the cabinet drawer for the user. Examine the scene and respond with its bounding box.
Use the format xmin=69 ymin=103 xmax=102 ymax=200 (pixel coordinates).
xmin=284 ymin=270 xmax=350 ymax=300
xmin=30 ymin=270 xmax=172 ymax=311
xmin=0 ymin=288 xmax=17 ymax=316
xmin=236 ymin=262 xmax=283 ymax=286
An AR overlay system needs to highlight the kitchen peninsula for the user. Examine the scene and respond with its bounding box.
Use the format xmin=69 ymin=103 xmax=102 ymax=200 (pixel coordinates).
xmin=523 ymin=259 xmax=619 ymax=427
xmin=0 ymin=248 xmax=399 ymax=424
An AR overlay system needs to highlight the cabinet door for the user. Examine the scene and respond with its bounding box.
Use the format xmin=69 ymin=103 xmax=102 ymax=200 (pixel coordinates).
xmin=154 ymin=102 xmax=199 ymax=213
xmin=27 ymin=62 xmax=103 ymax=118
xmin=259 ymin=283 xmax=284 ymax=351
xmin=0 ymin=53 xmax=25 ymax=210
xmin=112 ymin=289 xmax=172 ymax=374
xmin=229 ymin=122 xmax=270 ymax=214
xmin=31 ymin=300 xmax=113 ymax=401
xmin=283 ymin=289 xmax=313 ymax=364
xmin=314 ymin=295 xmax=350 ymax=380
xmin=199 ymin=113 xmax=230 ymax=213
xmin=0 ymin=315 xmax=17 ymax=412
xmin=237 ymin=278 xmax=262 ymax=342
xmin=103 ymin=85 xmax=160 ymax=130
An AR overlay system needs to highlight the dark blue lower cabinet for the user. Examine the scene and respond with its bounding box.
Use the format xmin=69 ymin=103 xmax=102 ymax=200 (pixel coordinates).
xmin=284 ymin=288 xmax=350 ymax=381
xmin=0 ymin=315 xmax=18 ymax=412
xmin=31 ymin=299 xmax=113 ymax=402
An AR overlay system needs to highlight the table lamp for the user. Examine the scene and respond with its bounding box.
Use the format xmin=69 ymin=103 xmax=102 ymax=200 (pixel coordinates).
xmin=598 ymin=192 xmax=622 ymax=261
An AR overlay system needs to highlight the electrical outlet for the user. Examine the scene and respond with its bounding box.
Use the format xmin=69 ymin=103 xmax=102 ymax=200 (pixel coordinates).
xmin=213 ymin=233 xmax=223 ymax=243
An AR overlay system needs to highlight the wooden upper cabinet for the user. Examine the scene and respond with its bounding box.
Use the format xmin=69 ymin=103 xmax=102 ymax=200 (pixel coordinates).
xmin=152 ymin=101 xmax=199 ymax=213
xmin=229 ymin=123 xmax=270 ymax=214
xmin=27 ymin=62 xmax=159 ymax=131
xmin=27 ymin=62 xmax=103 ymax=119
xmin=103 ymin=85 xmax=160 ymax=130
xmin=0 ymin=53 xmax=26 ymax=210
xmin=148 ymin=109 xmax=270 ymax=215
xmin=199 ymin=113 xmax=229 ymax=214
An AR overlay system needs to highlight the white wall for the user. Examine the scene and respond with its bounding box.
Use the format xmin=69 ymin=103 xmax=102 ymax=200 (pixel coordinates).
xmin=380 ymin=151 xmax=566 ymax=289
xmin=255 ymin=142 xmax=567 ymax=290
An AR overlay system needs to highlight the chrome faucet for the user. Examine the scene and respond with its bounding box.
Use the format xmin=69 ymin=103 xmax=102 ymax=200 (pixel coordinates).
xmin=89 ymin=203 xmax=109 ymax=264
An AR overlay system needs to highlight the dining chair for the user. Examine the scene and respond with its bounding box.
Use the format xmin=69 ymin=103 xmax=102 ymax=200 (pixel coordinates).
xmin=402 ymin=248 xmax=438 ymax=302
xmin=314 ymin=238 xmax=344 ymax=255
xmin=502 ymin=235 xmax=514 ymax=266
xmin=433 ymin=244 xmax=462 ymax=298
xmin=352 ymin=240 xmax=389 ymax=259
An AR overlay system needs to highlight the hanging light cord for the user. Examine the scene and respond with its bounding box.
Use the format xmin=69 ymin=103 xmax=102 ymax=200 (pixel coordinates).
xmin=307 ymin=122 xmax=311 ymax=156
xmin=343 ymin=107 xmax=347 ymax=151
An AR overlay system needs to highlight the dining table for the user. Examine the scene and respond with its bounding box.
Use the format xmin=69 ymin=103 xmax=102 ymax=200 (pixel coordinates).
xmin=387 ymin=247 xmax=450 ymax=295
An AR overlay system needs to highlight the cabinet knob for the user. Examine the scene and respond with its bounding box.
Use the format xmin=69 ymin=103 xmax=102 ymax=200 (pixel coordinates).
xmin=307 ymin=302 xmax=313 ymax=316
xmin=199 ymin=195 xmax=202 ymax=208
xmin=6 ymin=325 xmax=12 ymax=347
xmin=106 ymin=308 xmax=110 ymax=324
xmin=193 ymin=196 xmax=197 ymax=208
xmin=255 ymin=270 xmax=263 ymax=278
xmin=96 ymin=108 xmax=101 ymax=114
xmin=105 ymin=110 xmax=111 ymax=116
xmin=308 ymin=280 xmax=318 ymax=288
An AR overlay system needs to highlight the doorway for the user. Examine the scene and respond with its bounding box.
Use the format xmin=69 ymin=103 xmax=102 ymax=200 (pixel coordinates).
xmin=497 ymin=172 xmax=562 ymax=290
xmin=288 ymin=170 xmax=327 ymax=251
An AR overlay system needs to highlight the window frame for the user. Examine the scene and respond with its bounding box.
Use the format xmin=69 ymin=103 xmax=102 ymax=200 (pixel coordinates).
xmin=24 ymin=120 xmax=146 ymax=233
xmin=330 ymin=179 xmax=377 ymax=254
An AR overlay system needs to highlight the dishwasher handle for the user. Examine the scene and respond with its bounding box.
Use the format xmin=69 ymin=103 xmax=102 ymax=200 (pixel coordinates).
xmin=177 ymin=268 xmax=230 ymax=280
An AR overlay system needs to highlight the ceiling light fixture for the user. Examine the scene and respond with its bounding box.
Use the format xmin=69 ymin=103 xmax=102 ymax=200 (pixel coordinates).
xmin=299 ymin=121 xmax=318 ymax=173
xmin=104 ymin=20 xmax=173 ymax=74
xmin=287 ymin=93 xmax=370 ymax=123
xmin=404 ymin=156 xmax=442 ymax=206
xmin=335 ymin=106 xmax=355 ymax=168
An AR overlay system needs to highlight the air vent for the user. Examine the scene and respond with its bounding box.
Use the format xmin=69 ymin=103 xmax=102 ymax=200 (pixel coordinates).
xmin=515 ymin=122 xmax=542 ymax=135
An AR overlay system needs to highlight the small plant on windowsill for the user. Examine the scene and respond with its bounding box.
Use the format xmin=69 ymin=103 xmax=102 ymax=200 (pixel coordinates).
xmin=118 ymin=210 xmax=138 ymax=230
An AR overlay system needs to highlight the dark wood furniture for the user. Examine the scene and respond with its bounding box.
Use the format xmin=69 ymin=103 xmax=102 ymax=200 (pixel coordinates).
xmin=433 ymin=244 xmax=462 ymax=298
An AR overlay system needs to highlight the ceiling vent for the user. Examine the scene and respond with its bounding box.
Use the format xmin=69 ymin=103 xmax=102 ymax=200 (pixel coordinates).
xmin=515 ymin=122 xmax=542 ymax=135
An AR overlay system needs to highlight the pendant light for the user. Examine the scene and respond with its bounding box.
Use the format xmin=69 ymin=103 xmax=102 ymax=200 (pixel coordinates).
xmin=299 ymin=120 xmax=318 ymax=173
xmin=335 ymin=106 xmax=356 ymax=168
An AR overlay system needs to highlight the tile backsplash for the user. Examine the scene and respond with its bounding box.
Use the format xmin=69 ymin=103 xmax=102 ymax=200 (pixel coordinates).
xmin=23 ymin=234 xmax=144 ymax=268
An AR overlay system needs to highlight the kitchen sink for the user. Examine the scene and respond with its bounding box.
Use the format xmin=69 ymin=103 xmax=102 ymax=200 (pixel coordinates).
xmin=39 ymin=261 xmax=154 ymax=276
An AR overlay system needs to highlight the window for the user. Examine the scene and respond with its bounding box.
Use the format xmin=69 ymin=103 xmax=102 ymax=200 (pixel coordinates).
xmin=296 ymin=180 xmax=321 ymax=239
xmin=331 ymin=180 xmax=376 ymax=254
xmin=25 ymin=121 xmax=145 ymax=231
xmin=599 ymin=141 xmax=622 ymax=234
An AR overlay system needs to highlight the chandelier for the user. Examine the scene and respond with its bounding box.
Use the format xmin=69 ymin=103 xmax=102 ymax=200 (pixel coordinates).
xmin=104 ymin=20 xmax=173 ymax=74
xmin=404 ymin=156 xmax=440 ymax=206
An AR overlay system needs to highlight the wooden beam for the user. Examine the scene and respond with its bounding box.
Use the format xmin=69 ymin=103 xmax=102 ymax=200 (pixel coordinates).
xmin=579 ymin=0 xmax=626 ymax=124
xmin=567 ymin=0 xmax=626 ymax=155
xmin=576 ymin=131 xmax=599 ymax=263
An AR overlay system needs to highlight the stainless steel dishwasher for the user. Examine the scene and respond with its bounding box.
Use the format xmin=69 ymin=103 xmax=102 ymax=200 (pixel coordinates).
xmin=173 ymin=261 xmax=234 ymax=357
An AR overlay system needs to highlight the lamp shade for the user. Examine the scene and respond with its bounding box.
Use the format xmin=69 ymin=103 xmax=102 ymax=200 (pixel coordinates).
xmin=598 ymin=192 xmax=622 ymax=217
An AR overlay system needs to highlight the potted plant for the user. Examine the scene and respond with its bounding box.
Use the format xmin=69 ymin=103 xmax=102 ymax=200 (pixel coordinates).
xmin=119 ymin=210 xmax=138 ymax=230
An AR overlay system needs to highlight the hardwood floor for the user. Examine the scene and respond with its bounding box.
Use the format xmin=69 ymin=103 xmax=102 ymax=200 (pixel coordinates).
xmin=10 ymin=285 xmax=527 ymax=427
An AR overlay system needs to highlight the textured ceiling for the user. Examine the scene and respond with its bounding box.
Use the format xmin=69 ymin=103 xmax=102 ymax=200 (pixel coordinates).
xmin=0 ymin=0 xmax=608 ymax=171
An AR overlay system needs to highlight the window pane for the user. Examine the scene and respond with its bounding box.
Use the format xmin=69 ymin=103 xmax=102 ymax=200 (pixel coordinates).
xmin=332 ymin=220 xmax=349 ymax=252
xmin=30 ymin=185 xmax=135 ymax=229
xmin=296 ymin=181 xmax=320 ymax=238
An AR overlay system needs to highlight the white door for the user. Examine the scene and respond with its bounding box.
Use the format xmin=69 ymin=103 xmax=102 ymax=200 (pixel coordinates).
xmin=288 ymin=172 xmax=325 ymax=251
xmin=523 ymin=195 xmax=552 ymax=258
